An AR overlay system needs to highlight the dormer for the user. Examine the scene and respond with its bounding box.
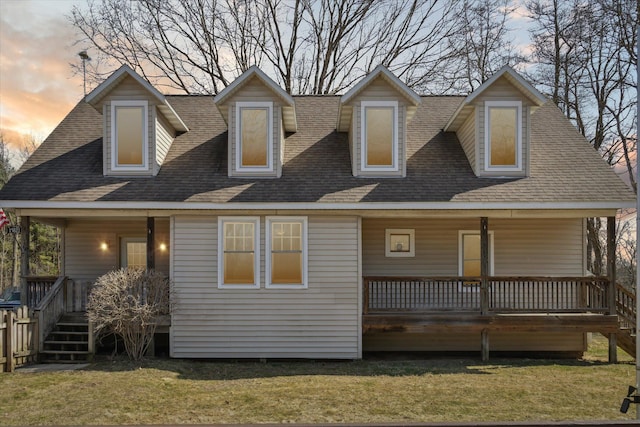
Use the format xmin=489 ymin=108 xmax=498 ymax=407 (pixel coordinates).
xmin=337 ymin=65 xmax=421 ymax=178
xmin=85 ymin=65 xmax=188 ymax=177
xmin=444 ymin=66 xmax=546 ymax=178
xmin=214 ymin=66 xmax=296 ymax=178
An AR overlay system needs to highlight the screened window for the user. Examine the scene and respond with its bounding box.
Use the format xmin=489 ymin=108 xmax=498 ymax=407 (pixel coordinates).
xmin=236 ymin=102 xmax=273 ymax=171
xmin=266 ymin=217 xmax=308 ymax=289
xmin=218 ymin=217 xmax=260 ymax=289
xmin=485 ymin=101 xmax=522 ymax=171
xmin=361 ymin=101 xmax=398 ymax=171
xmin=385 ymin=228 xmax=415 ymax=257
xmin=111 ymin=100 xmax=148 ymax=170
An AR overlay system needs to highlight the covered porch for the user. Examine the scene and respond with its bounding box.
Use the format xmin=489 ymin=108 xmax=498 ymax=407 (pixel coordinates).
xmin=361 ymin=215 xmax=621 ymax=361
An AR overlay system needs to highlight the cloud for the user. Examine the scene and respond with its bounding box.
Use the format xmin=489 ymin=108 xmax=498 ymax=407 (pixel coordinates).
xmin=0 ymin=0 xmax=84 ymax=149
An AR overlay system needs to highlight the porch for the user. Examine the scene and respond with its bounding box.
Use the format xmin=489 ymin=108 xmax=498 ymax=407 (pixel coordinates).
xmin=362 ymin=276 xmax=621 ymax=361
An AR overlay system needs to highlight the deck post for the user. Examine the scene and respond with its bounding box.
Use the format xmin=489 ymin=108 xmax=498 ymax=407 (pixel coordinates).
xmin=19 ymin=216 xmax=30 ymax=307
xmin=481 ymin=329 xmax=489 ymax=362
xmin=147 ymin=217 xmax=155 ymax=271
xmin=480 ymin=217 xmax=489 ymax=316
xmin=607 ymin=216 xmax=617 ymax=363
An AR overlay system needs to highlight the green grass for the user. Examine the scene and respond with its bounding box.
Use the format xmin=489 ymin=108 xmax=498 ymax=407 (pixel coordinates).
xmin=0 ymin=335 xmax=636 ymax=425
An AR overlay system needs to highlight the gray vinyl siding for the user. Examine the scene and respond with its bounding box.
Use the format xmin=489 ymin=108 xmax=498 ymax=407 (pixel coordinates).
xmin=223 ymin=76 xmax=284 ymax=178
xmin=171 ymin=215 xmax=360 ymax=359
xmin=363 ymin=217 xmax=583 ymax=276
xmin=64 ymin=218 xmax=170 ymax=285
xmin=474 ymin=76 xmax=533 ymax=178
xmin=155 ymin=110 xmax=176 ymax=174
xmin=350 ymin=77 xmax=407 ymax=178
xmin=102 ymin=75 xmax=158 ymax=177
xmin=458 ymin=110 xmax=477 ymax=174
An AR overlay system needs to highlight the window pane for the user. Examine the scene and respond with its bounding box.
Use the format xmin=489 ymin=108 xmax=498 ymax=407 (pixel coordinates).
xmin=116 ymin=106 xmax=144 ymax=165
xmin=224 ymin=253 xmax=254 ymax=284
xmin=241 ymin=108 xmax=268 ymax=167
xmin=389 ymin=234 xmax=410 ymax=252
xmin=272 ymin=252 xmax=302 ymax=284
xmin=489 ymin=107 xmax=517 ymax=166
xmin=464 ymin=260 xmax=481 ymax=277
xmin=366 ymin=107 xmax=393 ymax=166
xmin=463 ymin=234 xmax=480 ymax=260
xmin=126 ymin=242 xmax=147 ymax=269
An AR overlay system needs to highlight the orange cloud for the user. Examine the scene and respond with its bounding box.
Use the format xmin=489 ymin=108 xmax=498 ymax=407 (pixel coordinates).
xmin=0 ymin=0 xmax=85 ymax=149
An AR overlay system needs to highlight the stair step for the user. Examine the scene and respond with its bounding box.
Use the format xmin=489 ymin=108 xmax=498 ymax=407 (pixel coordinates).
xmin=49 ymin=331 xmax=88 ymax=336
xmin=41 ymin=359 xmax=90 ymax=364
xmin=40 ymin=350 xmax=91 ymax=355
xmin=45 ymin=340 xmax=89 ymax=345
xmin=56 ymin=322 xmax=88 ymax=327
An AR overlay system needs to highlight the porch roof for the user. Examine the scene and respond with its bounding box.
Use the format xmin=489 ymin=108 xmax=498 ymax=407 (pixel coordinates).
xmin=0 ymin=95 xmax=634 ymax=208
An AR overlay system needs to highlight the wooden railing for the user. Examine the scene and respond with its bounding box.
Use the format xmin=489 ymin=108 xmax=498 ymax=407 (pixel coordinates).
xmin=616 ymin=284 xmax=636 ymax=331
xmin=363 ymin=276 xmax=611 ymax=314
xmin=33 ymin=276 xmax=67 ymax=350
xmin=25 ymin=276 xmax=58 ymax=307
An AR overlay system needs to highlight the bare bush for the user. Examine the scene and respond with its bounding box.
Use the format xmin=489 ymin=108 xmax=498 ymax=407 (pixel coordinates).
xmin=87 ymin=268 xmax=171 ymax=360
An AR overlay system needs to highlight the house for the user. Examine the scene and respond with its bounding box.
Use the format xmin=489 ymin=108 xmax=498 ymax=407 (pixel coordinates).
xmin=0 ymin=64 xmax=635 ymax=361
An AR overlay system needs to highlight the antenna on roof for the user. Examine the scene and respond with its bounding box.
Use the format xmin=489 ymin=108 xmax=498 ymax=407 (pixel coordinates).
xmin=78 ymin=50 xmax=91 ymax=98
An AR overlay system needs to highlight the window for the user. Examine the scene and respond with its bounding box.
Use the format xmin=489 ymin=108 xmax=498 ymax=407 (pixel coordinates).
xmin=218 ymin=217 xmax=260 ymax=289
xmin=266 ymin=217 xmax=308 ymax=289
xmin=235 ymin=102 xmax=273 ymax=172
xmin=484 ymin=101 xmax=522 ymax=171
xmin=120 ymin=237 xmax=147 ymax=270
xmin=458 ymin=230 xmax=494 ymax=290
xmin=111 ymin=100 xmax=148 ymax=171
xmin=385 ymin=228 xmax=415 ymax=257
xmin=361 ymin=101 xmax=398 ymax=171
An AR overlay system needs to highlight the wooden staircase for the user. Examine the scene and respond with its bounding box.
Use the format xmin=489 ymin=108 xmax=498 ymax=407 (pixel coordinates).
xmin=616 ymin=284 xmax=636 ymax=358
xmin=40 ymin=312 xmax=92 ymax=363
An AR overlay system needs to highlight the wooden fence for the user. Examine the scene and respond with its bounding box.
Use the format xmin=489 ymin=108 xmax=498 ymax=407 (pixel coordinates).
xmin=0 ymin=306 xmax=38 ymax=372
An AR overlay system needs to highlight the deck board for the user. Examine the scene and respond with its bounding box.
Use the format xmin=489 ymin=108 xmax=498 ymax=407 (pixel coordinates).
xmin=362 ymin=313 xmax=619 ymax=334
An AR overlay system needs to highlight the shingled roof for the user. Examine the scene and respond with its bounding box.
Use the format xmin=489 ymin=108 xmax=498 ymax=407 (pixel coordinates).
xmin=0 ymin=94 xmax=634 ymax=208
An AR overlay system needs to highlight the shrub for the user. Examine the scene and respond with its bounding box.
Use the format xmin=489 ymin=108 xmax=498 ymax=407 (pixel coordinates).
xmin=87 ymin=268 xmax=171 ymax=360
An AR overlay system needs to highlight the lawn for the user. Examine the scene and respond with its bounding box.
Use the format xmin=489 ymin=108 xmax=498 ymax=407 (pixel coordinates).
xmin=0 ymin=335 xmax=636 ymax=425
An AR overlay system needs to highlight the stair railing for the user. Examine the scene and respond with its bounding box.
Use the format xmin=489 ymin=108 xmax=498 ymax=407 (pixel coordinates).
xmin=616 ymin=284 xmax=636 ymax=332
xmin=33 ymin=276 xmax=67 ymax=352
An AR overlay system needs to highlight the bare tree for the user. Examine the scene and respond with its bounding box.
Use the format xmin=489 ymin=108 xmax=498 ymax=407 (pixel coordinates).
xmin=71 ymin=0 xmax=463 ymax=95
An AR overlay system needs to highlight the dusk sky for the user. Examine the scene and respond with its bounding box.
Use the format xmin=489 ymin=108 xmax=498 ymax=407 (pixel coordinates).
xmin=0 ymin=0 xmax=86 ymax=153
xmin=0 ymin=0 xmax=532 ymax=160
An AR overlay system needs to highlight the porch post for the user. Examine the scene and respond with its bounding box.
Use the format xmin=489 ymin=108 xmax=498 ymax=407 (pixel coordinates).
xmin=19 ymin=216 xmax=30 ymax=306
xmin=147 ymin=217 xmax=155 ymax=271
xmin=606 ymin=216 xmax=617 ymax=363
xmin=480 ymin=217 xmax=490 ymax=362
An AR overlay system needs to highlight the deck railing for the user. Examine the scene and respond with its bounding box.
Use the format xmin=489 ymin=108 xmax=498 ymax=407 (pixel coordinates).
xmin=25 ymin=276 xmax=59 ymax=307
xmin=616 ymin=284 xmax=636 ymax=331
xmin=363 ymin=276 xmax=611 ymax=314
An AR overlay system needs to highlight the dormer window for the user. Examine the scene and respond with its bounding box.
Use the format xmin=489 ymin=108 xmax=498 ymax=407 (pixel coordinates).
xmin=484 ymin=101 xmax=522 ymax=172
xmin=235 ymin=101 xmax=274 ymax=172
xmin=111 ymin=100 xmax=149 ymax=171
xmin=361 ymin=101 xmax=398 ymax=172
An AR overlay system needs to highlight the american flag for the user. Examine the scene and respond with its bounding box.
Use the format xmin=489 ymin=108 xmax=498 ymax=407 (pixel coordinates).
xmin=0 ymin=209 xmax=9 ymax=229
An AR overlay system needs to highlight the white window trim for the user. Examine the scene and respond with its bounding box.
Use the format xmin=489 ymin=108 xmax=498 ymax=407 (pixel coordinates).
xmin=458 ymin=230 xmax=494 ymax=293
xmin=484 ymin=100 xmax=522 ymax=172
xmin=360 ymin=100 xmax=399 ymax=172
xmin=110 ymin=100 xmax=149 ymax=171
xmin=265 ymin=216 xmax=308 ymax=289
xmin=235 ymin=101 xmax=274 ymax=173
xmin=218 ymin=216 xmax=260 ymax=289
xmin=385 ymin=228 xmax=415 ymax=258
